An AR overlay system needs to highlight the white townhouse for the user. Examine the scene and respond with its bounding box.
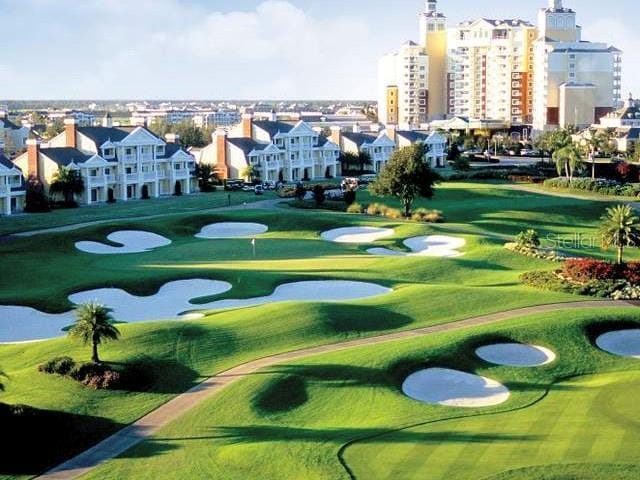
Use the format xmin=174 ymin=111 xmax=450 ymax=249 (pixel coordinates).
xmin=395 ymin=129 xmax=447 ymax=167
xmin=0 ymin=146 xmax=25 ymax=216
xmin=14 ymin=119 xmax=196 ymax=205
xmin=198 ymin=114 xmax=341 ymax=181
xmin=331 ymin=126 xmax=396 ymax=173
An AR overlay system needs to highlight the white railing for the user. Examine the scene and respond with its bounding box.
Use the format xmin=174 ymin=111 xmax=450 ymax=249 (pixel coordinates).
xmin=172 ymin=169 xmax=190 ymax=179
xmin=123 ymin=155 xmax=137 ymax=164
xmin=157 ymin=171 xmax=168 ymax=180
xmin=143 ymin=172 xmax=157 ymax=181
xmin=140 ymin=154 xmax=154 ymax=162
xmin=0 ymin=185 xmax=9 ymax=194
xmin=126 ymin=173 xmax=139 ymax=183
xmin=105 ymin=174 xmax=116 ymax=183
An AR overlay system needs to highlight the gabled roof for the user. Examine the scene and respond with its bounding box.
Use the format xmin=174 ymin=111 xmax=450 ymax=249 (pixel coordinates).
xmin=77 ymin=126 xmax=130 ymax=146
xmin=396 ymin=130 xmax=430 ymax=143
xmin=0 ymin=117 xmax=24 ymax=131
xmin=0 ymin=154 xmax=19 ymax=171
xmin=227 ymin=138 xmax=267 ymax=156
xmin=341 ymin=131 xmax=377 ymax=148
xmin=253 ymin=121 xmax=295 ymax=138
xmin=40 ymin=148 xmax=93 ymax=167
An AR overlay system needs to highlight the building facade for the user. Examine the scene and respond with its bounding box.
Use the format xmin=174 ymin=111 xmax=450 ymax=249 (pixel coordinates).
xmin=532 ymin=0 xmax=622 ymax=131
xmin=0 ymin=111 xmax=30 ymax=155
xmin=14 ymin=119 xmax=196 ymax=205
xmin=330 ymin=126 xmax=396 ymax=173
xmin=0 ymin=145 xmax=25 ymax=216
xmin=198 ymin=114 xmax=341 ymax=182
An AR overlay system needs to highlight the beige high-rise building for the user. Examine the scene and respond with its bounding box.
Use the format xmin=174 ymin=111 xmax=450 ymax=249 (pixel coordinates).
xmin=378 ymin=1 xmax=446 ymax=128
xmin=532 ymin=0 xmax=622 ymax=131
xmin=446 ymin=19 xmax=537 ymax=125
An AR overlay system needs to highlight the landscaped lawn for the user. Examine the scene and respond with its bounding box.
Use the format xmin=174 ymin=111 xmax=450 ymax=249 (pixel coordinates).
xmin=0 ymin=181 xmax=637 ymax=478
xmin=80 ymin=308 xmax=640 ymax=480
xmin=0 ymin=190 xmax=273 ymax=236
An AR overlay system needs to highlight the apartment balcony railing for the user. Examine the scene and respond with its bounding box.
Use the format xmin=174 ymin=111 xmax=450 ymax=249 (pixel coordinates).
xmin=0 ymin=185 xmax=9 ymax=195
xmin=122 ymin=155 xmax=137 ymax=164
xmin=142 ymin=172 xmax=158 ymax=182
xmin=87 ymin=175 xmax=117 ymax=186
xmin=171 ymin=169 xmax=191 ymax=180
xmin=125 ymin=173 xmax=139 ymax=183
xmin=157 ymin=171 xmax=168 ymax=180
xmin=140 ymin=154 xmax=154 ymax=162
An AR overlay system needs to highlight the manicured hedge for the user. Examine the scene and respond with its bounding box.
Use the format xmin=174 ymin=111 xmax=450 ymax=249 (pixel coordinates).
xmin=543 ymin=177 xmax=640 ymax=197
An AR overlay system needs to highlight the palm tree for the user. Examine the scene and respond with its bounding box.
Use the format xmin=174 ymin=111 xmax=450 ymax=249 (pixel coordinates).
xmin=195 ymin=163 xmax=218 ymax=192
xmin=599 ymin=205 xmax=640 ymax=264
xmin=583 ymin=129 xmax=617 ymax=179
xmin=553 ymin=145 xmax=582 ymax=181
xmin=69 ymin=302 xmax=120 ymax=364
xmin=49 ymin=166 xmax=85 ymax=206
xmin=358 ymin=151 xmax=373 ymax=174
xmin=242 ymin=164 xmax=258 ymax=183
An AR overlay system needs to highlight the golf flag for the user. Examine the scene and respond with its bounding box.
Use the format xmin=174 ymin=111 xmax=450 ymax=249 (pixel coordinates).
xmin=251 ymin=238 xmax=256 ymax=246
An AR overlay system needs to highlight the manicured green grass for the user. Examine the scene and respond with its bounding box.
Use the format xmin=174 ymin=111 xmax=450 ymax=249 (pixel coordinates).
xmin=81 ymin=309 xmax=640 ymax=480
xmin=0 ymin=190 xmax=272 ymax=236
xmin=0 ymin=181 xmax=637 ymax=477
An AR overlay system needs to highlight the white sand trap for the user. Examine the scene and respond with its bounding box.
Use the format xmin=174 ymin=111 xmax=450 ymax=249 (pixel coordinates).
xmin=0 ymin=279 xmax=232 ymax=343
xmin=368 ymin=235 xmax=466 ymax=258
xmin=321 ymin=227 xmax=395 ymax=244
xmin=402 ymin=368 xmax=510 ymax=408
xmin=596 ymin=329 xmax=640 ymax=359
xmin=201 ymin=280 xmax=392 ymax=311
xmin=476 ymin=343 xmax=556 ymax=367
xmin=76 ymin=231 xmax=171 ymax=255
xmin=196 ymin=222 xmax=268 ymax=239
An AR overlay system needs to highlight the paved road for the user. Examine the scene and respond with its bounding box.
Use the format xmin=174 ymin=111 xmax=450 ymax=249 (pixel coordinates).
xmin=38 ymin=299 xmax=637 ymax=480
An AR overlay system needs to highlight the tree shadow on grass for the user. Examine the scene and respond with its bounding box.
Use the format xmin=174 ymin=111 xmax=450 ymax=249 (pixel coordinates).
xmin=584 ymin=319 xmax=640 ymax=347
xmin=316 ymin=304 xmax=414 ymax=333
xmin=154 ymin=425 xmax=544 ymax=446
xmin=0 ymin=403 xmax=124 ymax=476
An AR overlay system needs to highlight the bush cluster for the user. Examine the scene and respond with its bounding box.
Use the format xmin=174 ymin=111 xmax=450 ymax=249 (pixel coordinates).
xmin=38 ymin=357 xmax=122 ymax=390
xmin=365 ymin=203 xmax=403 ymax=219
xmin=561 ymin=259 xmax=640 ymax=284
xmin=543 ymin=177 xmax=640 ymax=197
xmin=346 ymin=203 xmax=364 ymax=214
xmin=520 ymin=271 xmax=624 ymax=298
xmin=411 ymin=208 xmax=444 ymax=223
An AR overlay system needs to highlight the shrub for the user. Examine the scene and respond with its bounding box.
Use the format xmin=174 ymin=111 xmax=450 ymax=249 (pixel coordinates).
xmin=411 ymin=208 xmax=444 ymax=223
xmin=623 ymin=262 xmax=640 ymax=284
xmin=383 ymin=207 xmax=403 ymax=219
xmin=615 ymin=162 xmax=637 ymax=182
xmin=84 ymin=370 xmax=121 ymax=390
xmin=515 ymin=229 xmax=541 ymax=249
xmin=346 ymin=202 xmax=364 ymax=214
xmin=344 ymin=189 xmax=357 ymax=206
xmin=313 ymin=184 xmax=325 ymax=206
xmin=543 ymin=177 xmax=640 ymax=197
xmin=452 ymin=156 xmax=471 ymax=171
xmin=562 ymin=259 xmax=619 ymax=282
xmin=38 ymin=356 xmax=76 ymax=376
xmin=366 ymin=203 xmax=388 ymax=216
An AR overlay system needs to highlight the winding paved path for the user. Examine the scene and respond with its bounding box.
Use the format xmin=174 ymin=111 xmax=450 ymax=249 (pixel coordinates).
xmin=38 ymin=299 xmax=638 ymax=480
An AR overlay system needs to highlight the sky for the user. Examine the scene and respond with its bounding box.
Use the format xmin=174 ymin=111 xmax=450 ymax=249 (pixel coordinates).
xmin=0 ymin=0 xmax=637 ymax=100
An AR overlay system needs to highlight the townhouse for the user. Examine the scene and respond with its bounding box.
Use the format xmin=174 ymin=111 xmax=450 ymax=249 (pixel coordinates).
xmin=198 ymin=114 xmax=341 ymax=182
xmin=13 ymin=119 xmax=196 ymax=205
xmin=394 ymin=129 xmax=447 ymax=168
xmin=330 ymin=126 xmax=396 ymax=173
xmin=0 ymin=111 xmax=30 ymax=155
xmin=0 ymin=144 xmax=25 ymax=216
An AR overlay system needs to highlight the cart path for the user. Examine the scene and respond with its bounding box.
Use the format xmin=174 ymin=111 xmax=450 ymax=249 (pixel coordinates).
xmin=38 ymin=299 xmax=638 ymax=480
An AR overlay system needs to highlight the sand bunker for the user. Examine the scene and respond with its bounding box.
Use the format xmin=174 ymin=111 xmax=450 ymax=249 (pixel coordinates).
xmin=196 ymin=222 xmax=268 ymax=239
xmin=0 ymin=279 xmax=391 ymax=343
xmin=199 ymin=280 xmax=392 ymax=311
xmin=0 ymin=279 xmax=232 ymax=343
xmin=596 ymin=329 xmax=640 ymax=359
xmin=476 ymin=343 xmax=556 ymax=367
xmin=368 ymin=235 xmax=465 ymax=258
xmin=402 ymin=367 xmax=510 ymax=408
xmin=321 ymin=227 xmax=395 ymax=244
xmin=75 ymin=231 xmax=171 ymax=255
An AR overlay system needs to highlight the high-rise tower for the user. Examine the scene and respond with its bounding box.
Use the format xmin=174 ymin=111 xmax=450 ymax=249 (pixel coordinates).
xmin=419 ymin=0 xmax=447 ymax=119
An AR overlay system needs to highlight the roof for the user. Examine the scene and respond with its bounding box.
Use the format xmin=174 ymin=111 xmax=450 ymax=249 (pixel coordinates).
xmin=253 ymin=120 xmax=295 ymax=137
xmin=396 ymin=130 xmax=430 ymax=143
xmin=342 ymin=131 xmax=377 ymax=147
xmin=40 ymin=148 xmax=93 ymax=167
xmin=77 ymin=126 xmax=130 ymax=146
xmin=627 ymin=128 xmax=640 ymax=140
xmin=0 ymin=117 xmax=23 ymax=130
xmin=0 ymin=153 xmax=18 ymax=170
xmin=227 ymin=137 xmax=267 ymax=156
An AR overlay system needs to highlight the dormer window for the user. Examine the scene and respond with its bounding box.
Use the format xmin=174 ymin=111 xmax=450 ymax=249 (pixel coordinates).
xmin=156 ymin=145 xmax=165 ymax=156
xmin=103 ymin=148 xmax=115 ymax=158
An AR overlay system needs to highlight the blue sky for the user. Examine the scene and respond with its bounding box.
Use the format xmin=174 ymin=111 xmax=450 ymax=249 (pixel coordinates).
xmin=1 ymin=0 xmax=637 ymax=100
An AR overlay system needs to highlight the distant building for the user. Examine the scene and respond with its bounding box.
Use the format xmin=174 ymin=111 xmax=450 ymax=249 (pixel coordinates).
xmin=580 ymin=94 xmax=640 ymax=153
xmin=394 ymin=129 xmax=447 ymax=168
xmin=330 ymin=125 xmax=396 ymax=173
xmin=13 ymin=119 xmax=196 ymax=205
xmin=47 ymin=110 xmax=96 ymax=127
xmin=0 ymin=111 xmax=30 ymax=155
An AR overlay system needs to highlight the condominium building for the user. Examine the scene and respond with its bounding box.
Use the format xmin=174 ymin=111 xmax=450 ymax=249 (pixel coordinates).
xmin=0 ymin=111 xmax=30 ymax=155
xmin=0 ymin=143 xmax=25 ymax=216
xmin=199 ymin=114 xmax=341 ymax=182
xmin=13 ymin=119 xmax=196 ymax=205
xmin=330 ymin=126 xmax=396 ymax=173
xmin=447 ymin=19 xmax=537 ymax=125
xmin=378 ymin=0 xmax=623 ymax=132
xmin=583 ymin=94 xmax=640 ymax=153
xmin=378 ymin=0 xmax=447 ymax=128
xmin=532 ymin=0 xmax=622 ymax=131
xmin=394 ymin=130 xmax=447 ymax=168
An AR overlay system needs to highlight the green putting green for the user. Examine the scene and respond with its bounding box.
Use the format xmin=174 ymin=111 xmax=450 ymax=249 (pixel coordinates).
xmin=0 ymin=181 xmax=638 ymax=478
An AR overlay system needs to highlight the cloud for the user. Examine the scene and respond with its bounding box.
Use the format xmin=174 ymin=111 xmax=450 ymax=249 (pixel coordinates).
xmin=0 ymin=0 xmax=376 ymax=100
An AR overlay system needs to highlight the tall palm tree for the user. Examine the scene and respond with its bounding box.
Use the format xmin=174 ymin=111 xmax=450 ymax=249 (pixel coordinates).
xmin=599 ymin=205 xmax=640 ymax=264
xmin=195 ymin=163 xmax=218 ymax=192
xmin=49 ymin=166 xmax=85 ymax=206
xmin=242 ymin=164 xmax=258 ymax=183
xmin=583 ymin=129 xmax=617 ymax=179
xmin=69 ymin=302 xmax=120 ymax=364
xmin=553 ymin=145 xmax=582 ymax=181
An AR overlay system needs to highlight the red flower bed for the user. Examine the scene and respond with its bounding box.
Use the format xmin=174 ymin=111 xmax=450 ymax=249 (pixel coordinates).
xmin=623 ymin=262 xmax=640 ymax=284
xmin=562 ymin=259 xmax=619 ymax=282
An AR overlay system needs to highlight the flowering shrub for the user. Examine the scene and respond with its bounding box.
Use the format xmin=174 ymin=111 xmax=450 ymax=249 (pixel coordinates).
xmin=562 ymin=259 xmax=619 ymax=282
xmin=623 ymin=262 xmax=640 ymax=284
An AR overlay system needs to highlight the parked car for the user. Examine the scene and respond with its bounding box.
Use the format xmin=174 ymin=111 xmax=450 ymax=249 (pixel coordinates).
xmin=254 ymin=185 xmax=264 ymax=195
xmin=358 ymin=174 xmax=378 ymax=185
xmin=242 ymin=183 xmax=255 ymax=192
xmin=225 ymin=180 xmax=244 ymax=191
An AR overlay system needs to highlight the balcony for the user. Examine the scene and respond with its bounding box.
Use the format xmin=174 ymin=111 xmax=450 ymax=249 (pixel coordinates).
xmin=142 ymin=171 xmax=157 ymax=182
xmin=0 ymin=185 xmax=9 ymax=195
xmin=157 ymin=171 xmax=168 ymax=180
xmin=140 ymin=154 xmax=154 ymax=162
xmin=126 ymin=173 xmax=139 ymax=183
xmin=171 ymin=169 xmax=191 ymax=180
xmin=122 ymin=155 xmax=137 ymax=164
